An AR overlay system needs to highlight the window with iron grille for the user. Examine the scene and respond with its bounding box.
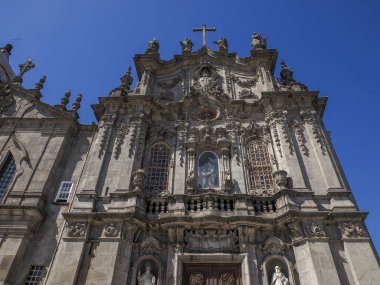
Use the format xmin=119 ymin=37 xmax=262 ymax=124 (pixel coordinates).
xmin=25 ymin=265 xmax=43 ymax=285
xmin=146 ymin=143 xmax=170 ymax=193
xmin=55 ymin=181 xmax=73 ymax=202
xmin=246 ymin=140 xmax=273 ymax=191
xmin=0 ymin=153 xmax=16 ymax=200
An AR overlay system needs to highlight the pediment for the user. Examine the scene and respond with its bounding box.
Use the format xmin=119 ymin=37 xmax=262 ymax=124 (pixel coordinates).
xmin=0 ymin=84 xmax=75 ymax=120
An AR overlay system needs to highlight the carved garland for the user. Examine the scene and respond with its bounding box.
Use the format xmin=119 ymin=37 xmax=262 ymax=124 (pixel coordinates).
xmin=99 ymin=114 xmax=116 ymax=157
xmin=340 ymin=222 xmax=367 ymax=239
xmin=114 ymin=119 xmax=129 ymax=159
xmin=67 ymin=222 xmax=87 ymax=237
xmin=292 ymin=120 xmax=309 ymax=156
xmin=300 ymin=109 xmax=326 ymax=155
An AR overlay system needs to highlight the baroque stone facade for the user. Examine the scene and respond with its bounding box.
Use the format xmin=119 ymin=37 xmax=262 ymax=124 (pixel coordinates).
xmin=0 ymin=33 xmax=379 ymax=285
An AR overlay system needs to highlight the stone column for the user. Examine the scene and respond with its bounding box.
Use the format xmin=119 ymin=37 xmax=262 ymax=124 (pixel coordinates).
xmin=47 ymin=222 xmax=88 ymax=285
xmin=265 ymin=110 xmax=307 ymax=190
xmin=340 ymin=222 xmax=380 ymax=284
xmin=291 ymin=222 xmax=341 ymax=285
xmin=226 ymin=120 xmax=246 ymax=193
xmin=0 ymin=234 xmax=30 ymax=284
xmin=300 ymin=109 xmax=342 ymax=193
xmin=173 ymin=122 xmax=188 ymax=195
xmin=115 ymin=112 xmax=148 ymax=192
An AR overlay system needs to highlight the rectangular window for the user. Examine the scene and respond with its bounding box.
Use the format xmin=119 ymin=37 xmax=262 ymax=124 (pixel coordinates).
xmin=55 ymin=181 xmax=73 ymax=202
xmin=25 ymin=265 xmax=43 ymax=285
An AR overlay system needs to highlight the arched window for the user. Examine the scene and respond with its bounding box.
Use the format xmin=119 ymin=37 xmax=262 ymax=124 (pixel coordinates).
xmin=198 ymin=151 xmax=220 ymax=189
xmin=146 ymin=143 xmax=171 ymax=194
xmin=0 ymin=154 xmax=16 ymax=199
xmin=246 ymin=140 xmax=273 ymax=191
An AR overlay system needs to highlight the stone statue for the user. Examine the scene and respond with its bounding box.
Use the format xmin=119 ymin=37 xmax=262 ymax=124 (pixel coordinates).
xmin=146 ymin=38 xmax=160 ymax=54
xmin=251 ymin=32 xmax=267 ymax=50
xmin=137 ymin=262 xmax=157 ymax=285
xmin=213 ymin=37 xmax=228 ymax=52
xmin=199 ymin=161 xmax=218 ymax=188
xmin=271 ymin=266 xmax=289 ymax=285
xmin=279 ymin=60 xmax=295 ymax=84
xmin=180 ymin=38 xmax=193 ymax=53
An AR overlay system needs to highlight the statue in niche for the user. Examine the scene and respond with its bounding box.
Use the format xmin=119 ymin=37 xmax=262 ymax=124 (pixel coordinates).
xmin=198 ymin=152 xmax=219 ymax=189
xmin=137 ymin=262 xmax=157 ymax=285
xmin=271 ymin=266 xmax=289 ymax=285
xmin=180 ymin=38 xmax=193 ymax=53
xmin=197 ymin=67 xmax=213 ymax=92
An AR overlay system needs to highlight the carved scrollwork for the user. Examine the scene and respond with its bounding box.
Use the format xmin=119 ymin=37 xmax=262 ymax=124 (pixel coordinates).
xmin=132 ymin=169 xmax=146 ymax=191
xmin=67 ymin=222 xmax=87 ymax=237
xmin=227 ymin=74 xmax=258 ymax=88
xmin=287 ymin=221 xmax=304 ymax=240
xmin=263 ymin=236 xmax=288 ymax=255
xmin=339 ymin=222 xmax=367 ymax=239
xmin=266 ymin=111 xmax=294 ymax=157
xmin=104 ymin=223 xmax=121 ymax=237
xmin=176 ymin=122 xmax=188 ymax=167
xmin=128 ymin=113 xmax=146 ymax=158
xmin=304 ymin=222 xmax=326 ymax=238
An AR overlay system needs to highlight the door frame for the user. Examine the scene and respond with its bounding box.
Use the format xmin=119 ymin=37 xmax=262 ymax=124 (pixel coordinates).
xmin=174 ymin=253 xmax=250 ymax=285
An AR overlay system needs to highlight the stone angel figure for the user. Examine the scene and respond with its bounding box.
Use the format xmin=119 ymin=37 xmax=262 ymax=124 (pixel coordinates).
xmin=213 ymin=37 xmax=228 ymax=52
xmin=180 ymin=38 xmax=193 ymax=53
xmin=251 ymin=32 xmax=267 ymax=50
xmin=146 ymin=38 xmax=160 ymax=54
xmin=271 ymin=266 xmax=289 ymax=285
xmin=137 ymin=262 xmax=157 ymax=285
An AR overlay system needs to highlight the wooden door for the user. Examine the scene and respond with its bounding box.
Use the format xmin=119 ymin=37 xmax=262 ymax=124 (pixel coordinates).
xmin=183 ymin=263 xmax=243 ymax=285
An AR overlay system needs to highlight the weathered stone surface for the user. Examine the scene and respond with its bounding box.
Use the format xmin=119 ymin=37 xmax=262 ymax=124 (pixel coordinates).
xmin=0 ymin=32 xmax=378 ymax=285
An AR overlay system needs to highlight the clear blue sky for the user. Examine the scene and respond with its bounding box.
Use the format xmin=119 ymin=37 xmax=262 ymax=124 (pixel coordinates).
xmin=2 ymin=1 xmax=380 ymax=251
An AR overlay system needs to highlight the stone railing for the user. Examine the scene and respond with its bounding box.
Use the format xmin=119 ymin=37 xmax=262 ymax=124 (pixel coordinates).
xmin=143 ymin=194 xmax=279 ymax=216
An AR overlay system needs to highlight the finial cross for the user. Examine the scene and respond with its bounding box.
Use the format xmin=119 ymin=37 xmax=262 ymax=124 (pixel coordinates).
xmin=193 ymin=25 xmax=216 ymax=47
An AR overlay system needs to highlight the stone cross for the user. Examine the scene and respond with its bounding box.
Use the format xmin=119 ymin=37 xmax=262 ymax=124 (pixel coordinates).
xmin=193 ymin=25 xmax=216 ymax=47
xmin=18 ymin=59 xmax=35 ymax=78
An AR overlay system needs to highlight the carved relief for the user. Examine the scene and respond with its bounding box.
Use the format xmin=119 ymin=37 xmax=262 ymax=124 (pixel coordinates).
xmin=184 ymin=229 xmax=239 ymax=253
xmin=176 ymin=122 xmax=188 ymax=167
xmin=191 ymin=61 xmax=222 ymax=95
xmin=139 ymin=236 xmax=162 ymax=255
xmin=104 ymin=223 xmax=121 ymax=237
xmin=300 ymin=109 xmax=326 ymax=155
xmin=67 ymin=222 xmax=87 ymax=237
xmin=132 ymin=169 xmax=146 ymax=191
xmin=227 ymin=74 xmax=258 ymax=88
xmin=266 ymin=111 xmax=294 ymax=157
xmin=292 ymin=120 xmax=309 ymax=156
xmin=219 ymin=272 xmax=235 ymax=285
xmin=263 ymin=237 xmax=288 ymax=255
xmin=304 ymin=222 xmax=326 ymax=237
xmin=189 ymin=272 xmax=205 ymax=285
xmin=340 ymin=222 xmax=367 ymax=239
xmin=0 ymin=83 xmax=14 ymax=114
xmin=99 ymin=114 xmax=116 ymax=157
xmin=114 ymin=119 xmax=128 ymax=159
xmin=123 ymin=223 xmax=139 ymax=242
xmin=287 ymin=221 xmax=304 ymax=240
xmin=128 ymin=113 xmax=146 ymax=158
xmin=273 ymin=170 xmax=288 ymax=192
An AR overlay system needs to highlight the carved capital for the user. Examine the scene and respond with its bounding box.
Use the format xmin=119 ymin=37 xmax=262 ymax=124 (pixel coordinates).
xmin=104 ymin=223 xmax=121 ymax=237
xmin=67 ymin=222 xmax=87 ymax=237
xmin=304 ymin=222 xmax=326 ymax=238
xmin=339 ymin=222 xmax=367 ymax=239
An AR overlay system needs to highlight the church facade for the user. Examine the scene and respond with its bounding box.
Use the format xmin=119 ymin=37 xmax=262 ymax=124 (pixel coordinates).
xmin=0 ymin=32 xmax=379 ymax=285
